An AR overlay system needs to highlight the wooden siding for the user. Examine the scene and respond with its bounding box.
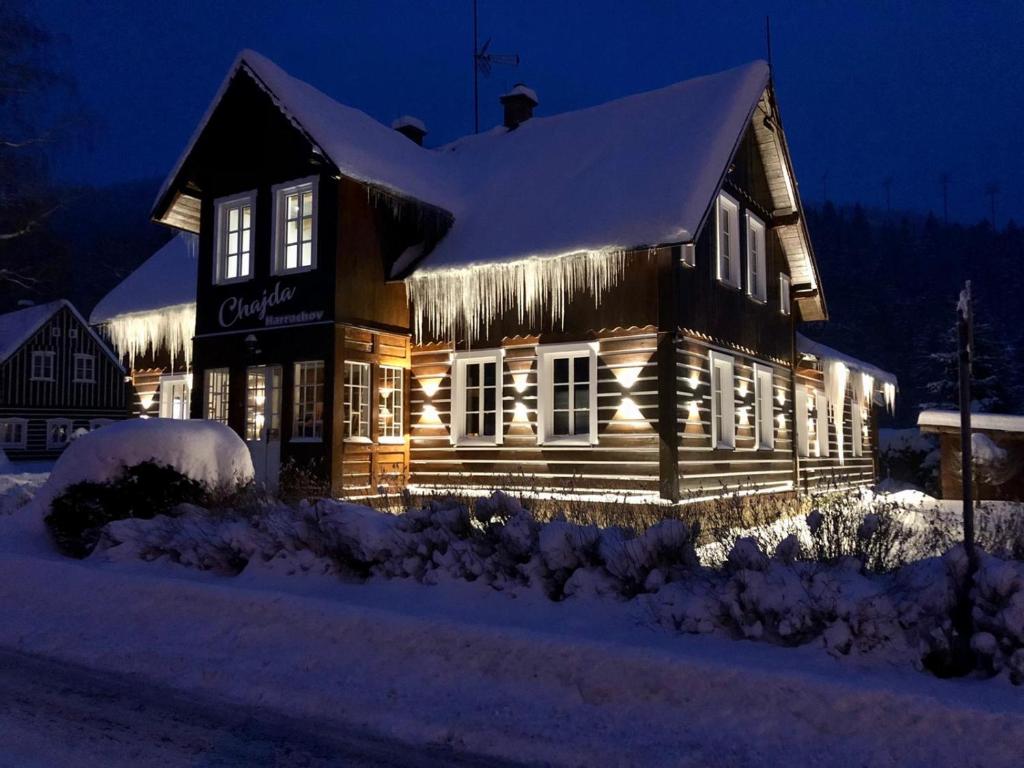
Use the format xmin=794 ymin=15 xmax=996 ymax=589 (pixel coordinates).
xmin=409 ymin=330 xmax=662 ymax=496
xmin=676 ymin=332 xmax=796 ymax=498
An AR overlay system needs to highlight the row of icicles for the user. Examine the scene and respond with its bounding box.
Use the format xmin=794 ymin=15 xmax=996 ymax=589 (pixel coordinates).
xmin=822 ymin=360 xmax=897 ymax=465
xmin=102 ymin=303 xmax=196 ymax=370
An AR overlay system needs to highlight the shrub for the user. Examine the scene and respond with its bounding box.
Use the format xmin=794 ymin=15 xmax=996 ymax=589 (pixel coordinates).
xmin=46 ymin=461 xmax=209 ymax=558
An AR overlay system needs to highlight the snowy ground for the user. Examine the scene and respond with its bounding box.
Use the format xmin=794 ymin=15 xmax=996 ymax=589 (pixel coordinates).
xmin=1 ymin=470 xmax=1023 ymax=767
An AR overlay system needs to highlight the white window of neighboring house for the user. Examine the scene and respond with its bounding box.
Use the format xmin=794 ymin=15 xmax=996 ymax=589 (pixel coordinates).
xmin=746 ymin=212 xmax=767 ymax=302
xmin=378 ymin=365 xmax=404 ymax=443
xmin=30 ymin=351 xmax=55 ymax=381
xmin=0 ymin=419 xmax=27 ymax=449
xmin=852 ymin=399 xmax=864 ymax=457
xmin=795 ymin=386 xmax=810 ymax=457
xmin=89 ymin=418 xmax=113 ymax=431
xmin=273 ymin=177 xmax=317 ymax=274
xmin=451 ymin=351 xmax=503 ymax=446
xmin=73 ymin=353 xmax=96 ymax=384
xmin=753 ymin=364 xmax=775 ymax=450
xmin=344 ymin=361 xmax=371 ymax=441
xmin=68 ymin=328 xmax=78 ymax=340
xmin=158 ymin=374 xmax=191 ymax=420
xmin=293 ymin=360 xmax=325 ymax=441
xmin=537 ymin=343 xmax=598 ymax=445
xmin=709 ymin=351 xmax=736 ymax=449
xmin=716 ymin=191 xmax=741 ymax=288
xmin=245 ymin=365 xmax=281 ymax=442
xmin=46 ymin=418 xmax=72 ymax=450
xmin=51 ymin=326 xmax=61 ymax=338
xmin=215 ymin=192 xmax=255 ymax=283
xmin=815 ymin=390 xmax=830 ymax=458
xmin=779 ymin=273 xmax=792 ymax=316
xmin=204 ymin=368 xmax=230 ymax=424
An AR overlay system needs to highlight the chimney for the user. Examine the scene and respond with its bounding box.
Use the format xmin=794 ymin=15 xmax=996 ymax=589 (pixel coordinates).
xmin=499 ymin=84 xmax=538 ymax=130
xmin=391 ymin=115 xmax=427 ymax=146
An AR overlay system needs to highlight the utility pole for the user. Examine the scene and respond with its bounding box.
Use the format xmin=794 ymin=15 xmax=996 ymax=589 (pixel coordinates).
xmin=939 ymin=172 xmax=950 ymax=224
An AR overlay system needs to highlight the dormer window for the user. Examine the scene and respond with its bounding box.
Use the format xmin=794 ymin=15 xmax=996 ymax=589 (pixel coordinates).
xmin=715 ymin=192 xmax=741 ymax=288
xmin=215 ymin=192 xmax=255 ymax=284
xmin=779 ymin=274 xmax=792 ymax=316
xmin=746 ymin=211 xmax=767 ymax=302
xmin=273 ymin=177 xmax=317 ymax=274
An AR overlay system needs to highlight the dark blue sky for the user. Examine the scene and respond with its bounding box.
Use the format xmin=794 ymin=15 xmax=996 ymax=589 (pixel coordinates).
xmin=36 ymin=0 xmax=1024 ymax=225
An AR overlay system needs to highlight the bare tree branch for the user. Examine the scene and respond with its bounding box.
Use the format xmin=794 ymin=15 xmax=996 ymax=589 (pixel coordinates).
xmin=0 ymin=203 xmax=61 ymax=241
xmin=0 ymin=267 xmax=39 ymax=290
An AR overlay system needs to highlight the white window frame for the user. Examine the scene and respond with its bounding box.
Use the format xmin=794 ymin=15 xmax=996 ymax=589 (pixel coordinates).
xmin=852 ymin=399 xmax=864 ymax=458
xmin=815 ymin=390 xmax=830 ymax=458
xmin=378 ymin=365 xmax=405 ymax=444
xmin=51 ymin=325 xmax=61 ymax=338
xmin=68 ymin=328 xmax=78 ymax=340
xmin=30 ymin=351 xmax=55 ymax=382
xmin=795 ymin=386 xmax=811 ymax=458
xmin=214 ymin=190 xmax=256 ymax=284
xmin=536 ymin=342 xmax=599 ymax=446
xmin=343 ymin=361 xmax=372 ymax=442
xmin=293 ymin=360 xmax=325 ymax=442
xmin=746 ymin=211 xmax=767 ymax=302
xmin=46 ymin=418 xmax=73 ymax=451
xmin=0 ymin=418 xmax=27 ymax=449
xmin=158 ymin=373 xmax=191 ymax=420
xmin=779 ymin=273 xmax=792 ymax=316
xmin=204 ymin=368 xmax=230 ymax=424
xmin=715 ymin=191 xmax=741 ymax=288
xmin=681 ymin=243 xmax=696 ymax=268
xmin=753 ymin=363 xmax=775 ymax=451
xmin=272 ymin=176 xmax=318 ymax=275
xmin=709 ymin=351 xmax=736 ymax=449
xmin=451 ymin=349 xmax=505 ymax=446
xmin=73 ymin=353 xmax=96 ymax=384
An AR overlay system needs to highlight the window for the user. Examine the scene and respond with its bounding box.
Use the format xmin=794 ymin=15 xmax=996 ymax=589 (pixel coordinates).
xmin=30 ymin=351 xmax=55 ymax=381
xmin=344 ymin=361 xmax=371 ymax=440
xmin=815 ymin=390 xmax=830 ymax=457
xmin=73 ymin=353 xmax=96 ymax=384
xmin=716 ymin=192 xmax=741 ymax=288
xmin=710 ymin=351 xmax=736 ymax=449
xmin=273 ymin=178 xmax=316 ymax=273
xmin=215 ymin=192 xmax=255 ymax=283
xmin=538 ymin=343 xmax=598 ymax=445
xmin=681 ymin=243 xmax=695 ymax=268
xmin=452 ymin=351 xmax=503 ymax=445
xmin=293 ymin=361 xmax=325 ymax=441
xmin=245 ymin=366 xmax=281 ymax=442
xmin=852 ymin=399 xmax=864 ymax=457
xmin=795 ymin=386 xmax=811 ymax=457
xmin=0 ymin=419 xmax=27 ymax=449
xmin=51 ymin=325 xmax=61 ymax=338
xmin=378 ymin=365 xmax=404 ymax=443
xmin=205 ymin=368 xmax=230 ymax=424
xmin=159 ymin=374 xmax=191 ymax=419
xmin=779 ymin=274 xmax=792 ymax=316
xmin=68 ymin=328 xmax=78 ymax=340
xmin=46 ymin=418 xmax=72 ymax=450
xmin=746 ymin=212 xmax=767 ymax=302
xmin=753 ymin=364 xmax=775 ymax=450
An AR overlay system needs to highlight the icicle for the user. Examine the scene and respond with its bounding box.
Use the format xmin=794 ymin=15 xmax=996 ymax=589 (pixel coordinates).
xmin=406 ymin=249 xmax=631 ymax=343
xmin=883 ymin=381 xmax=896 ymax=415
xmin=102 ymin=303 xmax=196 ymax=370
xmin=860 ymin=372 xmax=874 ymax=407
xmin=823 ymin=359 xmax=849 ymax=466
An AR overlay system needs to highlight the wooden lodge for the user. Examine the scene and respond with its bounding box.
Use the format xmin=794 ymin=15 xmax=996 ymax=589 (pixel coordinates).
xmin=148 ymin=50 xmax=896 ymax=500
xmin=0 ymin=300 xmax=128 ymax=460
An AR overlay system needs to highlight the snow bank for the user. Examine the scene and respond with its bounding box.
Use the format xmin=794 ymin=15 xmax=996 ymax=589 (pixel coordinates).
xmin=34 ymin=420 xmax=253 ymax=510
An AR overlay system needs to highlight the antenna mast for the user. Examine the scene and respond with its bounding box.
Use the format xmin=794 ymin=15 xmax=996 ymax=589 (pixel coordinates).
xmin=471 ymin=0 xmax=520 ymax=133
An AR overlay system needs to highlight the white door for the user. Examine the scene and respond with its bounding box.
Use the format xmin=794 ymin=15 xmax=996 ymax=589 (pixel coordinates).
xmin=245 ymin=365 xmax=282 ymax=492
xmin=159 ymin=373 xmax=193 ymax=419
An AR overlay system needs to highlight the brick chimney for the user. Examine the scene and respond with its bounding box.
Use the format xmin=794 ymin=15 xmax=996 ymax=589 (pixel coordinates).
xmin=391 ymin=115 xmax=427 ymax=146
xmin=499 ymin=84 xmax=538 ymax=130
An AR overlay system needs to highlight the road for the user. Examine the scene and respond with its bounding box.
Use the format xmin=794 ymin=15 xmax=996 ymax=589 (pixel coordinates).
xmin=0 ymin=649 xmax=523 ymax=768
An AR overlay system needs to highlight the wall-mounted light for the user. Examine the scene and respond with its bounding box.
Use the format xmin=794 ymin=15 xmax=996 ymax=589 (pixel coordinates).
xmin=687 ymin=373 xmax=700 ymax=390
xmin=511 ymin=372 xmax=529 ymax=393
xmin=139 ymin=393 xmax=155 ymax=411
xmin=418 ymin=375 xmax=443 ymax=398
xmin=777 ymin=413 xmax=786 ymax=431
xmin=614 ymin=397 xmax=645 ymax=422
xmin=612 ymin=365 xmax=644 ymax=389
xmin=737 ymin=381 xmax=749 ymax=398
xmin=418 ymin=404 xmax=442 ymax=425
xmin=738 ymin=406 xmax=750 ymax=426
xmin=687 ymin=400 xmax=700 ymax=420
xmin=776 ymin=388 xmax=786 ymax=406
xmin=512 ymin=401 xmax=530 ymax=422
xmin=379 ymin=386 xmax=395 ymax=401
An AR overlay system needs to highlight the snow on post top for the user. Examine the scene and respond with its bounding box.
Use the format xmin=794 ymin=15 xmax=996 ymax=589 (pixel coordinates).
xmin=500 ymin=83 xmax=538 ymax=104
xmin=391 ymin=115 xmax=427 ymax=133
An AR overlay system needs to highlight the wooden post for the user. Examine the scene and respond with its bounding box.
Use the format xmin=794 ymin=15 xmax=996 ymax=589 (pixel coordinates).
xmin=958 ymin=281 xmax=975 ymax=569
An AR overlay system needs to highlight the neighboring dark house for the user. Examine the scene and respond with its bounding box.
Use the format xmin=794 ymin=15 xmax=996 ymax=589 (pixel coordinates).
xmin=149 ymin=49 xmax=895 ymax=499
xmin=90 ymin=233 xmax=198 ymax=419
xmin=0 ymin=300 xmax=127 ymax=460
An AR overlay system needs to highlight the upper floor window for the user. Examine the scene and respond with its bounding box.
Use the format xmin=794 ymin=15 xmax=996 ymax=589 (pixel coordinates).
xmin=709 ymin=351 xmax=735 ymax=449
xmin=205 ymin=368 xmax=230 ymax=424
xmin=73 ymin=353 xmax=96 ymax=384
xmin=273 ymin=177 xmax=317 ymax=274
xmin=452 ymin=351 xmax=503 ymax=445
xmin=538 ymin=342 xmax=598 ymax=445
xmin=31 ymin=351 xmax=55 ymax=381
xmin=215 ymin=192 xmax=255 ymax=283
xmin=779 ymin=273 xmax=792 ymax=316
xmin=715 ymin=192 xmax=741 ymax=288
xmin=746 ymin=212 xmax=767 ymax=302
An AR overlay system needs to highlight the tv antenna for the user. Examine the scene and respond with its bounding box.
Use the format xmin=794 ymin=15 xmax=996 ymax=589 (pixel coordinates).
xmin=473 ymin=0 xmax=520 ymax=133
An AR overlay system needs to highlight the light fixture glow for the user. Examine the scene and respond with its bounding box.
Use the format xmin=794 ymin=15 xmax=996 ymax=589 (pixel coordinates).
xmin=776 ymin=388 xmax=785 ymax=406
xmin=614 ymin=397 xmax=645 ymax=422
xmin=418 ymin=375 xmax=443 ymax=398
xmin=138 ymin=393 xmax=155 ymax=411
xmin=511 ymin=372 xmax=529 ymax=393
xmin=512 ymin=401 xmax=530 ymax=422
xmin=419 ymin=404 xmax=442 ymax=425
xmin=687 ymin=373 xmax=700 ymax=390
xmin=738 ymin=406 xmax=749 ymax=426
xmin=613 ymin=365 xmax=644 ymax=389
xmin=737 ymin=381 xmax=749 ymax=398
xmin=379 ymin=386 xmax=395 ymax=401
xmin=687 ymin=400 xmax=700 ymax=420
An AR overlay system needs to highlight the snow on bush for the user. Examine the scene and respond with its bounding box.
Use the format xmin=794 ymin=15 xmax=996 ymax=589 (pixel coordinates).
xmin=35 ymin=419 xmax=254 ymax=511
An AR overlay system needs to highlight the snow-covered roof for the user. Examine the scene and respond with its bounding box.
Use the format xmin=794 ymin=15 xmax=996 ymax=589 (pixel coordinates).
xmin=90 ymin=234 xmax=198 ymax=325
xmin=796 ymin=333 xmax=898 ymax=388
xmin=0 ymin=299 xmax=121 ymax=368
xmin=918 ymin=410 xmax=1024 ymax=434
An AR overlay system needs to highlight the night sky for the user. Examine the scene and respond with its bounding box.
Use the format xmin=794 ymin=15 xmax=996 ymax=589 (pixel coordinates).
xmin=34 ymin=0 xmax=1024 ymax=226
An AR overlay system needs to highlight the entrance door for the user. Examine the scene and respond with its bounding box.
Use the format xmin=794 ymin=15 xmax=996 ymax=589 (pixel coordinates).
xmin=158 ymin=373 xmax=192 ymax=419
xmin=245 ymin=365 xmax=282 ymax=492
